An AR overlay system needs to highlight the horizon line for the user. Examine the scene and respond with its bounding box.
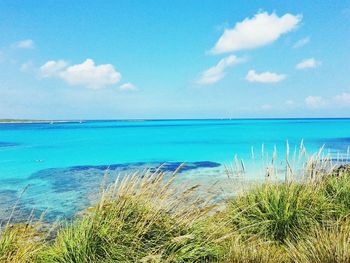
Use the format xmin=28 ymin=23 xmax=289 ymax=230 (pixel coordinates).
xmin=2 ymin=117 xmax=350 ymax=122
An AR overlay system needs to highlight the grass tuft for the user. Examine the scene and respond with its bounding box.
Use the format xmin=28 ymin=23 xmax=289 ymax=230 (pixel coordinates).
xmin=0 ymin=224 xmax=43 ymax=263
xmin=227 ymin=182 xmax=336 ymax=243
xmin=38 ymin=171 xmax=223 ymax=262
xmin=287 ymin=218 xmax=350 ymax=263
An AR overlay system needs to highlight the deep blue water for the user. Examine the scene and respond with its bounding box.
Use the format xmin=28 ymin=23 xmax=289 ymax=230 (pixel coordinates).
xmin=1 ymin=119 xmax=350 ymax=221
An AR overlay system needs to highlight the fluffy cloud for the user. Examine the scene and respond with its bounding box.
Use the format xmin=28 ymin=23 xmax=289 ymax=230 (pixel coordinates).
xmin=119 ymin=82 xmax=137 ymax=91
xmin=40 ymin=59 xmax=122 ymax=89
xmin=305 ymin=96 xmax=327 ymax=109
xmin=211 ymin=12 xmax=302 ymax=54
xmin=304 ymin=93 xmax=350 ymax=109
xmin=293 ymin=37 xmax=310 ymax=48
xmin=61 ymin=59 xmax=121 ymax=88
xmin=246 ymin=70 xmax=286 ymax=83
xmin=196 ymin=55 xmax=245 ymax=85
xmin=14 ymin=39 xmax=35 ymax=49
xmin=296 ymin=58 xmax=321 ymax=70
xmin=334 ymin=92 xmax=350 ymax=105
xmin=40 ymin=60 xmax=68 ymax=77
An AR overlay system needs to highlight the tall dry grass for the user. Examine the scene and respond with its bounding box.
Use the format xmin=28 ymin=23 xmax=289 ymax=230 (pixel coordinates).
xmin=37 ymin=170 xmax=227 ymax=262
xmin=287 ymin=218 xmax=350 ymax=263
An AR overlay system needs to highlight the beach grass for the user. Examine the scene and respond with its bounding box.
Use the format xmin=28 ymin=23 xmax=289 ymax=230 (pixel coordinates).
xmin=226 ymin=182 xmax=336 ymax=243
xmin=286 ymin=218 xmax=350 ymax=263
xmin=35 ymin=172 xmax=225 ymax=262
xmin=0 ymin=223 xmax=44 ymax=263
xmin=1 ymin=147 xmax=350 ymax=262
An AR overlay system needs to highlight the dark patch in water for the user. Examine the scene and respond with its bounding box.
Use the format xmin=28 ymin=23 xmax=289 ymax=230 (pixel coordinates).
xmin=0 ymin=161 xmax=222 ymax=222
xmin=0 ymin=141 xmax=19 ymax=147
xmin=0 ymin=189 xmax=34 ymax=223
xmin=0 ymin=178 xmax=25 ymax=185
xmin=331 ymin=158 xmax=350 ymax=163
xmin=160 ymin=161 xmax=220 ymax=171
xmin=311 ymin=137 xmax=350 ymax=152
xmin=0 ymin=189 xmax=18 ymax=205
xmin=31 ymin=161 xmax=220 ymax=194
xmin=63 ymin=161 xmax=220 ymax=173
xmin=326 ymin=137 xmax=350 ymax=143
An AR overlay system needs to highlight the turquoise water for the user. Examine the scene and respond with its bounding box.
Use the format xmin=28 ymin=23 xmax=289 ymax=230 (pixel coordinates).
xmin=1 ymin=119 xmax=350 ymax=221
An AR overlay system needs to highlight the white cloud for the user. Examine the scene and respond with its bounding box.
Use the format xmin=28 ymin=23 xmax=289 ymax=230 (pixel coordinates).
xmin=305 ymin=96 xmax=327 ymax=109
xmin=334 ymin=92 xmax=350 ymax=105
xmin=246 ymin=70 xmax=286 ymax=83
xmin=40 ymin=60 xmax=68 ymax=78
xmin=296 ymin=58 xmax=321 ymax=70
xmin=196 ymin=55 xmax=245 ymax=85
xmin=293 ymin=37 xmax=310 ymax=48
xmin=211 ymin=12 xmax=302 ymax=54
xmin=40 ymin=59 xmax=122 ymax=89
xmin=303 ymin=93 xmax=350 ymax=109
xmin=61 ymin=59 xmax=121 ymax=88
xmin=119 ymin=82 xmax=137 ymax=91
xmin=14 ymin=39 xmax=35 ymax=49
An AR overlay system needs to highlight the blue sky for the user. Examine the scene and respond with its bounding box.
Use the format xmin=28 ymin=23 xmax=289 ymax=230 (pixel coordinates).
xmin=0 ymin=0 xmax=350 ymax=119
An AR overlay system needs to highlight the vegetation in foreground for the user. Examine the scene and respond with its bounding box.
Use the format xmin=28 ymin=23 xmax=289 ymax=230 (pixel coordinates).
xmin=1 ymin=159 xmax=350 ymax=262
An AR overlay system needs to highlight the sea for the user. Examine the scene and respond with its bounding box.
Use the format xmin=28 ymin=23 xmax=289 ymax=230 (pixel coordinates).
xmin=1 ymin=118 xmax=350 ymax=221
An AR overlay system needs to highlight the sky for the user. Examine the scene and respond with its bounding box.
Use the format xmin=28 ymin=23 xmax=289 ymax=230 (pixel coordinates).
xmin=0 ymin=0 xmax=350 ymax=119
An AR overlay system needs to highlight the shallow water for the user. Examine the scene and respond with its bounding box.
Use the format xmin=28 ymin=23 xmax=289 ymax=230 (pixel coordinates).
xmin=1 ymin=119 xmax=350 ymax=221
